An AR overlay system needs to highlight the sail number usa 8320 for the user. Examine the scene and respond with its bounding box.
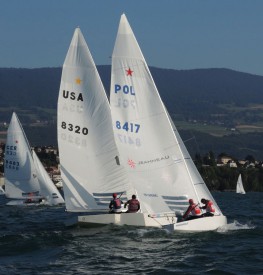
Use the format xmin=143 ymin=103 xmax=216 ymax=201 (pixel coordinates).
xmin=61 ymin=121 xmax=88 ymax=135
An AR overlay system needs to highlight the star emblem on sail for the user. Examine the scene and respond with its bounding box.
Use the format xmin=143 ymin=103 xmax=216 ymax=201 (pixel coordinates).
xmin=75 ymin=77 xmax=82 ymax=84
xmin=128 ymin=159 xmax=136 ymax=168
xmin=126 ymin=68 xmax=133 ymax=76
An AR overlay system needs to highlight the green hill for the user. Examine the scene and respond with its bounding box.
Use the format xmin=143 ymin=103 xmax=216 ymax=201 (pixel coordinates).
xmin=1 ymin=67 xmax=263 ymax=159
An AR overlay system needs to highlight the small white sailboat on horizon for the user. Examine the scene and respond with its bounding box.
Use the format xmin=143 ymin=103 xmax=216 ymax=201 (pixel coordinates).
xmin=0 ymin=186 xmax=5 ymax=204
xmin=109 ymin=14 xmax=227 ymax=231
xmin=4 ymin=112 xmax=65 ymax=206
xmin=236 ymin=174 xmax=246 ymax=194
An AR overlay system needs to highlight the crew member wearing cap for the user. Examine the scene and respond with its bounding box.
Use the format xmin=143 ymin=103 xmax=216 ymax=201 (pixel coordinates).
xmin=109 ymin=193 xmax=123 ymax=213
xmin=182 ymin=199 xmax=202 ymax=221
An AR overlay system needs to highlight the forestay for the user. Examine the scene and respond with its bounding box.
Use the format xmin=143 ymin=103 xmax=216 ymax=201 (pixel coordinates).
xmin=57 ymin=28 xmax=134 ymax=212
xmin=110 ymin=14 xmax=223 ymax=216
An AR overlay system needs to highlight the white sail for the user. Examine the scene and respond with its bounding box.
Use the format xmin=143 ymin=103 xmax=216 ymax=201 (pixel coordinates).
xmin=32 ymin=150 xmax=65 ymax=204
xmin=110 ymin=14 xmax=226 ymax=226
xmin=57 ymin=28 xmax=134 ymax=212
xmin=236 ymin=174 xmax=246 ymax=194
xmin=4 ymin=112 xmax=64 ymax=205
xmin=5 ymin=112 xmax=42 ymax=200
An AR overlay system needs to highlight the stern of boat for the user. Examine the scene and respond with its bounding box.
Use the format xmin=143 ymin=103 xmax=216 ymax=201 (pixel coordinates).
xmin=173 ymin=215 xmax=227 ymax=232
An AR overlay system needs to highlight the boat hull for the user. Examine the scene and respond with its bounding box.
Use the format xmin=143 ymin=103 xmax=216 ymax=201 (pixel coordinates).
xmin=6 ymin=199 xmax=49 ymax=206
xmin=74 ymin=213 xmax=227 ymax=232
xmin=173 ymin=215 xmax=227 ymax=232
xmin=77 ymin=212 xmax=177 ymax=228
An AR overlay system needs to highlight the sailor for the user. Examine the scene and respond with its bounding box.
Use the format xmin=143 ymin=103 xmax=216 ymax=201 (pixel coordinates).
xmin=109 ymin=193 xmax=122 ymax=214
xmin=25 ymin=198 xmax=33 ymax=204
xmin=200 ymin=198 xmax=215 ymax=217
xmin=124 ymin=194 xmax=140 ymax=213
xmin=182 ymin=199 xmax=202 ymax=221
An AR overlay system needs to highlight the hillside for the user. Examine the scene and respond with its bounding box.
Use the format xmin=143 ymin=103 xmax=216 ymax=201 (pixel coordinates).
xmin=1 ymin=67 xmax=263 ymax=159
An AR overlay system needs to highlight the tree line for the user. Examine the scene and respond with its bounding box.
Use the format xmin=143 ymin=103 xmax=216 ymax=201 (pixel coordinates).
xmin=195 ymin=151 xmax=263 ymax=192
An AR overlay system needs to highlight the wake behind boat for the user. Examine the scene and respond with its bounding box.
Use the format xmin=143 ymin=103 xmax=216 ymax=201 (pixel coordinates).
xmin=4 ymin=112 xmax=64 ymax=206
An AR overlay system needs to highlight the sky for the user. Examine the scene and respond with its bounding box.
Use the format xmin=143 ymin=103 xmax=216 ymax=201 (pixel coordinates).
xmin=1 ymin=0 xmax=263 ymax=75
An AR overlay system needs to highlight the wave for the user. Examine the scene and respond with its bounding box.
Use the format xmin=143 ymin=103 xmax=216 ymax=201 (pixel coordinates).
xmin=217 ymin=219 xmax=255 ymax=232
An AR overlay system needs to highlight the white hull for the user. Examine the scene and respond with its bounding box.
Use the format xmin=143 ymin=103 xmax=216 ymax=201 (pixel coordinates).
xmin=77 ymin=212 xmax=177 ymax=229
xmin=6 ymin=199 xmax=49 ymax=206
xmin=73 ymin=213 xmax=227 ymax=232
xmin=174 ymin=215 xmax=227 ymax=232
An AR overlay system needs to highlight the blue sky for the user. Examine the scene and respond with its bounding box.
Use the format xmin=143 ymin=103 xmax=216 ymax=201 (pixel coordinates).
xmin=1 ymin=0 xmax=263 ymax=75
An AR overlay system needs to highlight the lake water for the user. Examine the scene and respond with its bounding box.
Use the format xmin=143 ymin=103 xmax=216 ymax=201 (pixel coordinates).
xmin=0 ymin=192 xmax=262 ymax=274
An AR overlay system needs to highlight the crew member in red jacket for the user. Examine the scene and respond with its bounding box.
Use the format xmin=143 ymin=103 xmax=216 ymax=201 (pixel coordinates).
xmin=200 ymin=198 xmax=215 ymax=217
xmin=182 ymin=199 xmax=202 ymax=221
xmin=109 ymin=193 xmax=122 ymax=213
xmin=124 ymin=194 xmax=140 ymax=213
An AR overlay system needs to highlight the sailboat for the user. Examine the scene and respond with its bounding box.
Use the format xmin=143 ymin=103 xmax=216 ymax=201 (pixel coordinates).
xmin=0 ymin=186 xmax=4 ymax=195
xmin=4 ymin=112 xmax=64 ymax=206
xmin=236 ymin=174 xmax=246 ymax=194
xmin=0 ymin=186 xmax=5 ymax=204
xmin=57 ymin=28 xmax=177 ymax=228
xmin=109 ymin=14 xmax=227 ymax=231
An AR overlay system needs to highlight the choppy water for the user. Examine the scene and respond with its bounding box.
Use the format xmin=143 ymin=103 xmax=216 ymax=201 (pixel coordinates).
xmin=0 ymin=192 xmax=262 ymax=274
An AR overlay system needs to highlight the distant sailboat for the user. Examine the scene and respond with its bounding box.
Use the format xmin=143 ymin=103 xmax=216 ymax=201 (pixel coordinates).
xmin=236 ymin=174 xmax=246 ymax=194
xmin=4 ymin=112 xmax=64 ymax=206
xmin=0 ymin=186 xmax=4 ymax=195
xmin=110 ymin=14 xmax=227 ymax=231
xmin=0 ymin=186 xmax=5 ymax=204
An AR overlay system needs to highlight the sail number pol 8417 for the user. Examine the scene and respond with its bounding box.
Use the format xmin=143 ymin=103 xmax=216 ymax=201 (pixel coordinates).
xmin=116 ymin=121 xmax=140 ymax=133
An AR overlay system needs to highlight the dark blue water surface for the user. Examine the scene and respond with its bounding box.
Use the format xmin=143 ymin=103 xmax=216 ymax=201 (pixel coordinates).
xmin=0 ymin=192 xmax=262 ymax=274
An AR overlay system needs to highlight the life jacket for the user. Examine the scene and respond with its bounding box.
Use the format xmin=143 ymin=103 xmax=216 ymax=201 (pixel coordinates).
xmin=113 ymin=198 xmax=121 ymax=209
xmin=206 ymin=201 xmax=215 ymax=213
xmin=128 ymin=199 xmax=140 ymax=212
xmin=190 ymin=204 xmax=202 ymax=216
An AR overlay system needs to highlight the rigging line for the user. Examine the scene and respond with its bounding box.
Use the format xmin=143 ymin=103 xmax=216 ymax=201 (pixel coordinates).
xmin=183 ymin=136 xmax=196 ymax=144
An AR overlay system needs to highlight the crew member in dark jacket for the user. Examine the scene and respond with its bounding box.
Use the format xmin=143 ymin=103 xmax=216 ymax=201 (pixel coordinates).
xmin=124 ymin=194 xmax=140 ymax=213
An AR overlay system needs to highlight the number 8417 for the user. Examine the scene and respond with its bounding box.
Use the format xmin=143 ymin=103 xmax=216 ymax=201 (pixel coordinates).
xmin=116 ymin=121 xmax=140 ymax=133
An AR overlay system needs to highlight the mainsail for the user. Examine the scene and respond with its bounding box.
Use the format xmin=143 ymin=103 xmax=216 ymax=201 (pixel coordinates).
xmin=110 ymin=14 xmax=223 ymax=216
xmin=57 ymin=28 xmax=134 ymax=212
